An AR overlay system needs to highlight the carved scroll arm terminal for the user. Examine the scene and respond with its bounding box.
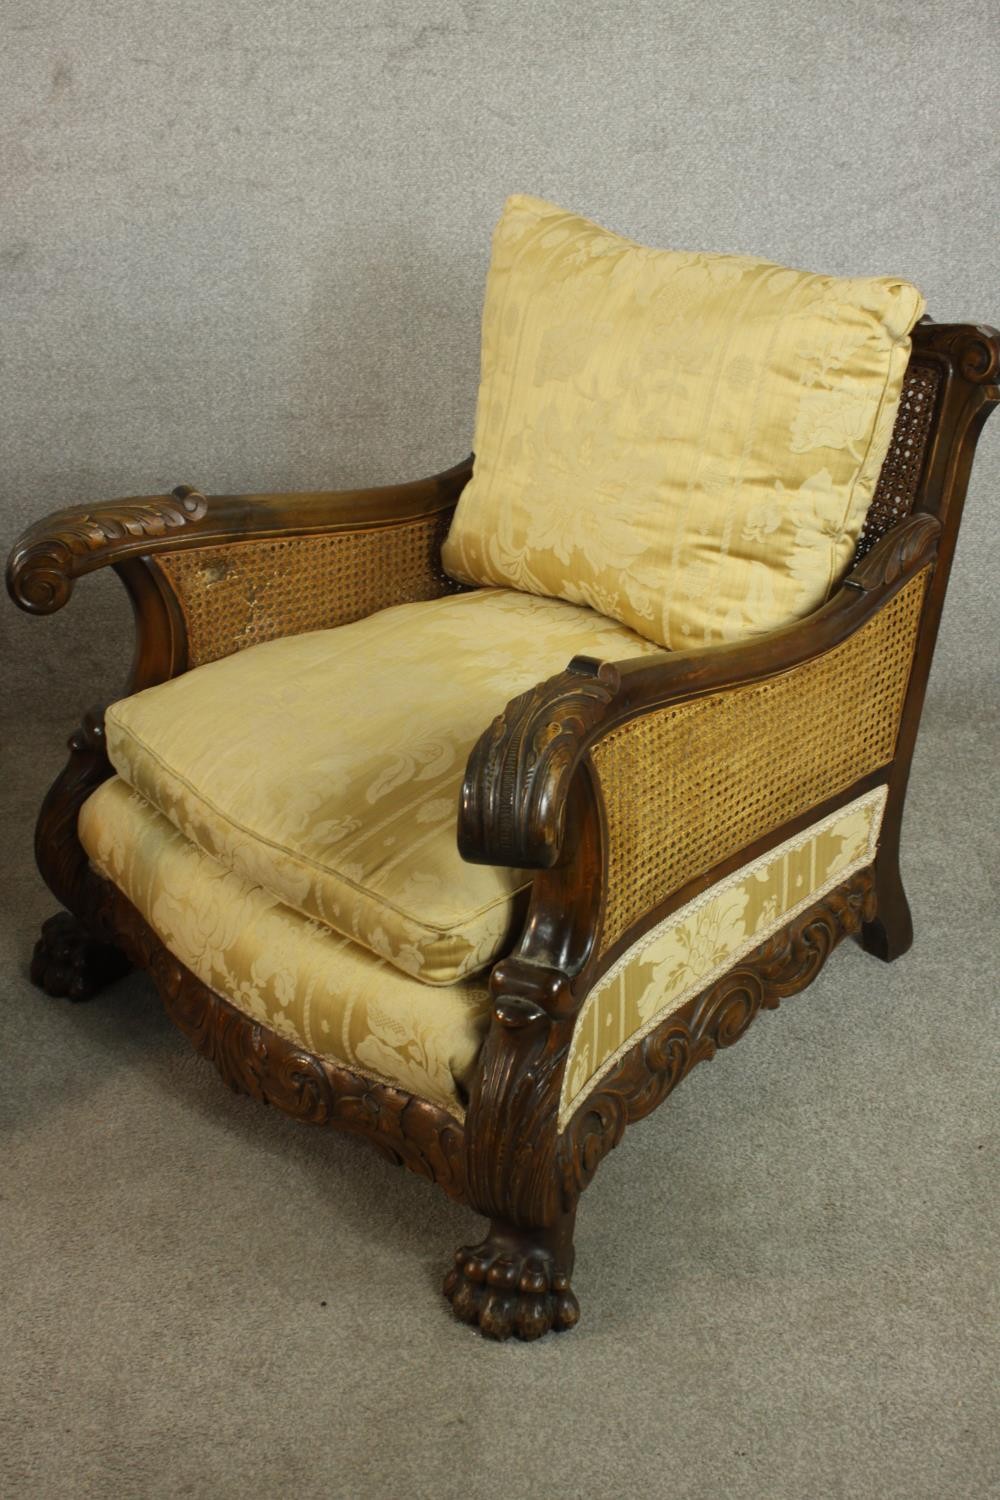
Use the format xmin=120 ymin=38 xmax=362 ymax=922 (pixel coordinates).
xmin=6 ymin=459 xmax=472 ymax=617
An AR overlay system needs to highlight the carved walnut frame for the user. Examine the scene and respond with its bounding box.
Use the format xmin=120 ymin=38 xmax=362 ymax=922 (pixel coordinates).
xmin=7 ymin=319 xmax=998 ymax=1341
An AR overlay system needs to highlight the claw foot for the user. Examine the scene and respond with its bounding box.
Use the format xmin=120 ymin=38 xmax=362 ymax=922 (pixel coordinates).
xmin=30 ymin=912 xmax=130 ymax=1002
xmin=443 ymin=1221 xmax=580 ymax=1341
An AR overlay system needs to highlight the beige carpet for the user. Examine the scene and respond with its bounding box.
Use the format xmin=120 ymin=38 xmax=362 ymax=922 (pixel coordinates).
xmin=1 ymin=701 xmax=997 ymax=1500
xmin=3 ymin=0 xmax=998 ymax=1491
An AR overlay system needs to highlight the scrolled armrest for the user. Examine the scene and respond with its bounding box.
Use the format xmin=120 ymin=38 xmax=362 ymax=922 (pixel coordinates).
xmin=458 ymin=655 xmax=623 ymax=870
xmin=7 ymin=486 xmax=209 ymax=615
xmin=6 ymin=459 xmax=472 ymax=617
xmin=459 ymin=512 xmax=940 ymax=872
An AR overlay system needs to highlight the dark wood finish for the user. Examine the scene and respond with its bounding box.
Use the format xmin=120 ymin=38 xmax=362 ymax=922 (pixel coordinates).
xmin=31 ymin=911 xmax=130 ymax=1002
xmin=443 ymin=1211 xmax=580 ymax=1342
xmin=8 ymin=320 xmax=997 ymax=1341
xmin=853 ymin=357 xmax=940 ymax=560
xmin=460 ymin=657 xmax=621 ymax=870
xmin=11 ymin=460 xmax=476 ymax=1008
xmin=860 ymin=321 xmax=1000 ymax=960
xmin=34 ymin=708 xmax=116 ymax=915
xmin=7 ymin=485 xmax=209 ymax=616
xmin=451 ymin=318 xmax=997 ymax=1337
xmin=6 ymin=463 xmax=473 ymax=615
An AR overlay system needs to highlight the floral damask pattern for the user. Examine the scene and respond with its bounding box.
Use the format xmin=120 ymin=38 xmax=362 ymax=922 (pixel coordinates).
xmin=559 ymin=786 xmax=887 ymax=1124
xmin=442 ymin=195 xmax=925 ymax=649
xmin=103 ymin=588 xmax=665 ymax=985
xmin=78 ymin=778 xmax=493 ymax=1117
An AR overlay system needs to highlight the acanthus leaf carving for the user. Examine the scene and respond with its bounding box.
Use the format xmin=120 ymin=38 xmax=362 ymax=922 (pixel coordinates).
xmin=7 ymin=485 xmax=208 ymax=614
xmin=459 ymin=655 xmax=621 ymax=869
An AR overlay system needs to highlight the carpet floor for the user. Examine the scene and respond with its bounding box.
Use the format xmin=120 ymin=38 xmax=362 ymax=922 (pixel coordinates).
xmin=2 ymin=704 xmax=997 ymax=1500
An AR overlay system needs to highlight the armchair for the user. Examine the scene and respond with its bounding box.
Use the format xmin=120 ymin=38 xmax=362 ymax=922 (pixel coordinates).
xmin=8 ymin=261 xmax=997 ymax=1336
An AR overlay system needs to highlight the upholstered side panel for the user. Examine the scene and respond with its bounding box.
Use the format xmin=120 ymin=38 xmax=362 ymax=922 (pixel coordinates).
xmin=154 ymin=511 xmax=462 ymax=667
xmin=78 ymin=777 xmax=492 ymax=1119
xmin=592 ymin=569 xmax=927 ymax=956
xmin=560 ymin=786 xmax=886 ymax=1126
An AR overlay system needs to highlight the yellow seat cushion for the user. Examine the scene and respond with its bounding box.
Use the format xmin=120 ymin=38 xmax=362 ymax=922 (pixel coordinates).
xmin=78 ymin=778 xmax=490 ymax=1116
xmin=104 ymin=588 xmax=665 ymax=985
xmin=442 ymin=194 xmax=926 ymax=649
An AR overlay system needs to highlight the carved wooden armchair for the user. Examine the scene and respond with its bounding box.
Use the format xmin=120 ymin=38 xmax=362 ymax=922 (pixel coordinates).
xmin=8 ymin=196 xmax=998 ymax=1341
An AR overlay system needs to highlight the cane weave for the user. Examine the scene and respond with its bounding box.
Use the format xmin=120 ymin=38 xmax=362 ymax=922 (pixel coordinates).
xmin=593 ymin=569 xmax=927 ymax=956
xmin=852 ymin=361 xmax=939 ymax=562
xmin=154 ymin=512 xmax=461 ymax=667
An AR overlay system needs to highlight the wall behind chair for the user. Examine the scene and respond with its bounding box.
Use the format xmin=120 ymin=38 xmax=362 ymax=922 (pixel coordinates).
xmin=3 ymin=0 xmax=997 ymax=732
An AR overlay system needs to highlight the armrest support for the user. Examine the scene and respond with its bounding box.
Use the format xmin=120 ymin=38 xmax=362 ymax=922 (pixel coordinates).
xmin=7 ymin=459 xmax=472 ymax=616
xmin=459 ymin=512 xmax=940 ymax=872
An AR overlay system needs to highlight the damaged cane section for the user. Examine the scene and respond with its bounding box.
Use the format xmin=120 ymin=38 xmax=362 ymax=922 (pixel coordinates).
xmin=151 ymin=511 xmax=458 ymax=666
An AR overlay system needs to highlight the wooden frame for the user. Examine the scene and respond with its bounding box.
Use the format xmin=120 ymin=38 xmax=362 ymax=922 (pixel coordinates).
xmin=7 ymin=319 xmax=998 ymax=1341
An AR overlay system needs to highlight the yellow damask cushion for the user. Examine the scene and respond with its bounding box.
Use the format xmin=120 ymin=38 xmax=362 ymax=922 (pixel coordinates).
xmin=78 ymin=778 xmax=490 ymax=1116
xmin=442 ymin=195 xmax=925 ymax=648
xmin=104 ymin=588 xmax=665 ymax=985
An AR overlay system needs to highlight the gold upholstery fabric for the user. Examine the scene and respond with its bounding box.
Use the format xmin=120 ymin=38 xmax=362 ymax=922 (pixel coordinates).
xmin=103 ymin=589 xmax=665 ymax=985
xmin=443 ymin=195 xmax=925 ymax=649
xmin=78 ymin=778 xmax=492 ymax=1117
xmin=559 ymin=786 xmax=887 ymax=1126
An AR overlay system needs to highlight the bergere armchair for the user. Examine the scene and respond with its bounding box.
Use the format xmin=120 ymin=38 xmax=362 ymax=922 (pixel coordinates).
xmin=8 ymin=196 xmax=998 ymax=1340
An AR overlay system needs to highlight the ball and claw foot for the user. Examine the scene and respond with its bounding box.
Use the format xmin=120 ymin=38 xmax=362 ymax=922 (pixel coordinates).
xmin=30 ymin=912 xmax=131 ymax=1002
xmin=443 ymin=1236 xmax=581 ymax=1341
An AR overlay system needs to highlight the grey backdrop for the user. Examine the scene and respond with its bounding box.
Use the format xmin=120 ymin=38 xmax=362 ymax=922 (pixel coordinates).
xmin=2 ymin=0 xmax=998 ymax=721
xmin=2 ymin=5 xmax=998 ymax=1499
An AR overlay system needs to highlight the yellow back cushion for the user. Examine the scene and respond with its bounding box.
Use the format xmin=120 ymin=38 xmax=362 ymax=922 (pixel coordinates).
xmin=442 ymin=195 xmax=925 ymax=649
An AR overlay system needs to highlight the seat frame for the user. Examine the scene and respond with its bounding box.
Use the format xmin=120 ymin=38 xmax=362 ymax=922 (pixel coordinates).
xmin=7 ymin=316 xmax=998 ymax=1341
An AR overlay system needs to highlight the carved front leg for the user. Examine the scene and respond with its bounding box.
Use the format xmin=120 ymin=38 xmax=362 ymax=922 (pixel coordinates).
xmin=448 ymin=679 xmax=610 ymax=1340
xmin=31 ymin=912 xmax=130 ymax=1001
xmin=443 ymin=961 xmax=585 ymax=1340
xmin=444 ymin=1212 xmax=579 ymax=1341
xmin=21 ymin=549 xmax=190 ymax=999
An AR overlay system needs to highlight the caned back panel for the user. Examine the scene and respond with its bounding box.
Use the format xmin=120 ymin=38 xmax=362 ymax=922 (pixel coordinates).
xmin=852 ymin=359 xmax=940 ymax=562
